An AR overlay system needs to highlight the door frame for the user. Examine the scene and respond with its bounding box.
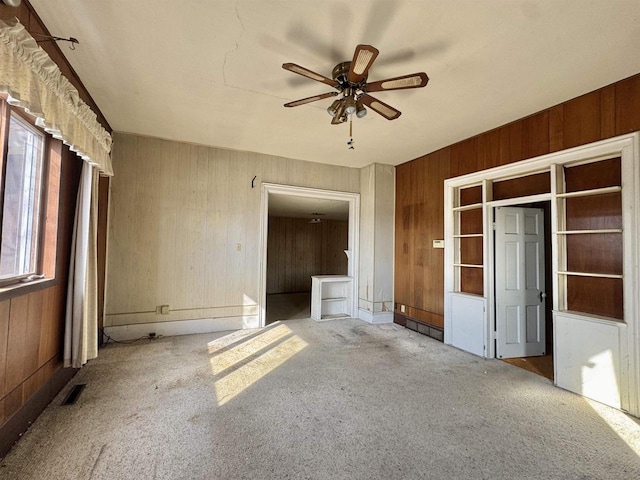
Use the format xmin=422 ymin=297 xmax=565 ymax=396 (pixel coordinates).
xmin=443 ymin=132 xmax=640 ymax=416
xmin=258 ymin=183 xmax=360 ymax=327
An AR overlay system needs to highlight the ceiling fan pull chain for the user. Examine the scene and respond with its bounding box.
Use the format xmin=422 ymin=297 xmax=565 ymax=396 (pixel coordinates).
xmin=348 ymin=119 xmax=355 ymax=150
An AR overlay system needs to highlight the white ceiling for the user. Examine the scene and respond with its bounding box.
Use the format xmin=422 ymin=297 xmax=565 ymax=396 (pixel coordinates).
xmin=30 ymin=0 xmax=640 ymax=169
xmin=269 ymin=194 xmax=349 ymax=221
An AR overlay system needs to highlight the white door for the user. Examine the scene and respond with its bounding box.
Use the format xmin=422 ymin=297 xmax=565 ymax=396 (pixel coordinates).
xmin=495 ymin=207 xmax=546 ymax=359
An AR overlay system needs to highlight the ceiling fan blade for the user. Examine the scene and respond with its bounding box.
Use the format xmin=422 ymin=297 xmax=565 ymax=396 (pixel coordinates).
xmin=284 ymin=92 xmax=338 ymax=108
xmin=348 ymin=44 xmax=379 ymax=84
xmin=282 ymin=63 xmax=339 ymax=88
xmin=360 ymin=94 xmax=401 ymax=120
xmin=365 ymin=72 xmax=429 ymax=92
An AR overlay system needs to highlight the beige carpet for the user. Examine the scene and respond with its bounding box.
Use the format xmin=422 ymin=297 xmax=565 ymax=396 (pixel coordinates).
xmin=1 ymin=318 xmax=639 ymax=479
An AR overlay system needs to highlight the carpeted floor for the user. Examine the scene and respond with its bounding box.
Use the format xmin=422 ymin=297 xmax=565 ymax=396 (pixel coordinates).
xmin=1 ymin=318 xmax=639 ymax=479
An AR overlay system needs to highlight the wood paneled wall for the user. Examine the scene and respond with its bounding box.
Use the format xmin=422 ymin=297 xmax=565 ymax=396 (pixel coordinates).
xmin=266 ymin=217 xmax=348 ymax=294
xmin=106 ymin=133 xmax=360 ymax=328
xmin=395 ymin=72 xmax=640 ymax=329
xmin=0 ymin=146 xmax=82 ymax=432
xmin=0 ymin=1 xmax=110 ymax=453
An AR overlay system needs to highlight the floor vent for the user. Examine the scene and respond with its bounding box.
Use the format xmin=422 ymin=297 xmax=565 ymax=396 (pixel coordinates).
xmin=62 ymin=384 xmax=86 ymax=406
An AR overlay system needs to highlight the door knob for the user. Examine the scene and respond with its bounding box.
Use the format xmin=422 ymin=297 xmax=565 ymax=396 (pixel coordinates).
xmin=539 ymin=292 xmax=547 ymax=302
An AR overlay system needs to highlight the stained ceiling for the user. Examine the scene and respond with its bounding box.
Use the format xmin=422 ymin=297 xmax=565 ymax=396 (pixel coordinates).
xmin=29 ymin=0 xmax=640 ymax=169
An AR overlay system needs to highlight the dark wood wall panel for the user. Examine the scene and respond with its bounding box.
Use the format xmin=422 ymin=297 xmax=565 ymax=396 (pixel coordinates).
xmin=267 ymin=217 xmax=348 ymax=294
xmin=567 ymin=277 xmax=623 ymax=320
xmin=460 ymin=185 xmax=482 ymax=206
xmin=394 ymin=148 xmax=449 ymax=326
xmin=395 ymin=72 xmax=640 ymax=330
xmin=0 ymin=148 xmax=82 ymax=430
xmin=460 ymin=268 xmax=484 ymax=296
xmin=394 ymin=164 xmax=411 ymax=307
xmin=492 ymin=172 xmax=550 ymax=200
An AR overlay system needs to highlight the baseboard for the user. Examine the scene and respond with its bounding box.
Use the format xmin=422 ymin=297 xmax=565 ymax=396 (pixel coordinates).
xmin=358 ymin=309 xmax=394 ymax=324
xmin=103 ymin=315 xmax=259 ymax=341
xmin=0 ymin=366 xmax=77 ymax=459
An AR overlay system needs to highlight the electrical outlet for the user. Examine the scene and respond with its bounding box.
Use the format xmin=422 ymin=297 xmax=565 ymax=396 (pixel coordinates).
xmin=148 ymin=332 xmax=156 ymax=339
xmin=156 ymin=305 xmax=170 ymax=315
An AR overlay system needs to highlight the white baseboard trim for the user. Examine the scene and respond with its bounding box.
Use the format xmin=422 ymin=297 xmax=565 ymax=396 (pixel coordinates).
xmin=103 ymin=315 xmax=259 ymax=341
xmin=358 ymin=309 xmax=394 ymax=325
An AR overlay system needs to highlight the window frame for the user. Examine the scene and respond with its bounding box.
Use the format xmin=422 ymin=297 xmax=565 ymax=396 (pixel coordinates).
xmin=0 ymin=99 xmax=52 ymax=288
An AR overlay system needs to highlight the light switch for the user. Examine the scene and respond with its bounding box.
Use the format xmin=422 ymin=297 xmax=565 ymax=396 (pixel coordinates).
xmin=433 ymin=239 xmax=444 ymax=249
xmin=236 ymin=243 xmax=242 ymax=251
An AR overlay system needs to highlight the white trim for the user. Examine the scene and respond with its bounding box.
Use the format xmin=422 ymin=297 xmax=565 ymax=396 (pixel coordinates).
xmin=487 ymin=192 xmax=551 ymax=207
xmin=103 ymin=315 xmax=259 ymax=341
xmin=358 ymin=309 xmax=394 ymax=324
xmin=444 ymin=132 xmax=640 ymax=416
xmin=259 ymin=183 xmax=360 ymax=328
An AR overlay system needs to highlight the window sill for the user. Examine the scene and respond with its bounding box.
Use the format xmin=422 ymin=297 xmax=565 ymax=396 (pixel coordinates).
xmin=0 ymin=277 xmax=58 ymax=302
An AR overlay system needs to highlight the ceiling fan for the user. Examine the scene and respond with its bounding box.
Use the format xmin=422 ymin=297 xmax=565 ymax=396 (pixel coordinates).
xmin=282 ymin=44 xmax=429 ymax=124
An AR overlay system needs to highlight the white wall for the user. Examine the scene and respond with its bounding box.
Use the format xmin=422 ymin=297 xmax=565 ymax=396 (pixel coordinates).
xmin=358 ymin=163 xmax=395 ymax=323
xmin=104 ymin=133 xmax=360 ymax=336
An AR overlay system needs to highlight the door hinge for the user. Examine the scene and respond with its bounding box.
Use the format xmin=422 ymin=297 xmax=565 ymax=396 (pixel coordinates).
xmin=492 ymin=222 xmax=496 ymax=230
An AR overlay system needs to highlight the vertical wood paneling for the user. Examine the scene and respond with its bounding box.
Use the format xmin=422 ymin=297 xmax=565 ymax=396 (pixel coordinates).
xmin=562 ymin=91 xmax=601 ymax=149
xmin=600 ymin=85 xmax=616 ymax=139
xmin=5 ymin=296 xmax=29 ymax=392
xmin=615 ymin=74 xmax=640 ymax=135
xmin=395 ymin=72 xmax=640 ymax=331
xmin=477 ymin=128 xmax=508 ymax=169
xmin=24 ymin=292 xmax=43 ymax=376
xmin=549 ymin=105 xmax=564 ymax=152
xmin=96 ymin=176 xmax=109 ymax=330
xmin=266 ymin=217 xmax=347 ymax=294
xmin=0 ymin=300 xmax=9 ymax=397
xmin=394 ymin=164 xmax=411 ymax=307
xmin=1 ymin=149 xmax=82 ymax=429
xmin=0 ymin=2 xmax=108 ymax=436
xmin=107 ymin=134 xmax=359 ymax=324
xmin=410 ymin=160 xmax=426 ymax=308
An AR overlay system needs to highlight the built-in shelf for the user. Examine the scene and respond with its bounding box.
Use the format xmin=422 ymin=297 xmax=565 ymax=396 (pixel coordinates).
xmin=556 ymin=186 xmax=621 ymax=198
xmin=453 ymin=263 xmax=483 ymax=269
xmin=452 ymin=202 xmax=483 ymax=212
xmin=556 ymin=229 xmax=623 ymax=235
xmin=557 ymin=271 xmax=623 ymax=279
xmin=311 ymin=275 xmax=353 ymax=321
xmin=453 ymin=233 xmax=484 ymax=238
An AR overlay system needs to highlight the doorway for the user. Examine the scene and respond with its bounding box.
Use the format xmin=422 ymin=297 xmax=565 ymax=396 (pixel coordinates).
xmin=259 ymin=184 xmax=360 ymax=328
xmin=494 ymin=201 xmax=554 ymax=380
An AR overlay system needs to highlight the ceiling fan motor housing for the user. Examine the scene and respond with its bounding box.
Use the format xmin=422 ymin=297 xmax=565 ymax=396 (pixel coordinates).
xmin=332 ymin=62 xmax=366 ymax=91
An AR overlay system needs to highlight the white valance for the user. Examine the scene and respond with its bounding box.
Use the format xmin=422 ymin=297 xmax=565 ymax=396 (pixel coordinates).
xmin=0 ymin=18 xmax=112 ymax=176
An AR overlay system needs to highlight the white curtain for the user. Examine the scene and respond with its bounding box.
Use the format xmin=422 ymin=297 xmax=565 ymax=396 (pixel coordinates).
xmin=0 ymin=18 xmax=113 ymax=174
xmin=64 ymin=163 xmax=99 ymax=368
xmin=0 ymin=18 xmax=111 ymax=368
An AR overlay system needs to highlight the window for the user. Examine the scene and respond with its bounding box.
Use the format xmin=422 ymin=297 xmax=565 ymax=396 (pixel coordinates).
xmin=0 ymin=99 xmax=60 ymax=288
xmin=0 ymin=112 xmax=46 ymax=281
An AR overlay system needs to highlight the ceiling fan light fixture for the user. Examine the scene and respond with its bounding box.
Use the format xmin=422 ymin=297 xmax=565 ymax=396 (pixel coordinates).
xmin=356 ymin=98 xmax=367 ymax=118
xmin=327 ymin=99 xmax=341 ymax=117
xmin=344 ymin=95 xmax=357 ymax=115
